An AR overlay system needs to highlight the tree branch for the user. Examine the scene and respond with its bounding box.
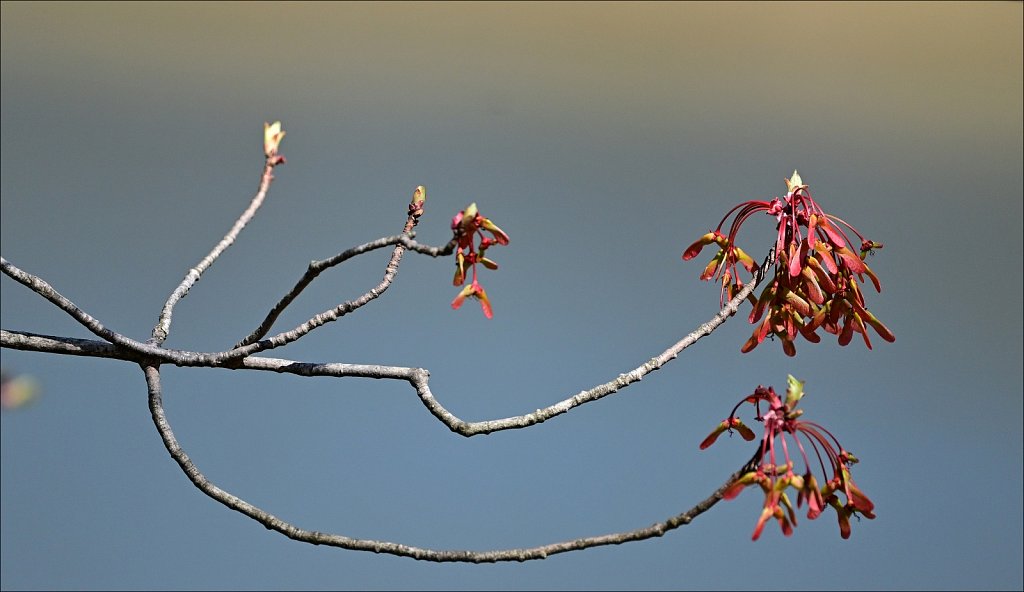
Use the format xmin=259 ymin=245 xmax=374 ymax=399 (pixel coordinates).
xmin=0 ymin=126 xmax=772 ymax=559
xmin=411 ymin=273 xmax=765 ymax=436
xmin=208 ymin=187 xmax=452 ymax=358
xmin=1 ymin=257 xmax=158 ymax=359
xmin=1 ymin=262 xmax=764 ymax=435
xmin=144 ymin=362 xmax=746 ymax=563
xmin=150 ymin=158 xmax=280 ymax=346
xmin=234 ymin=234 xmax=455 ymax=349
xmin=1 ymin=330 xmax=138 ymax=361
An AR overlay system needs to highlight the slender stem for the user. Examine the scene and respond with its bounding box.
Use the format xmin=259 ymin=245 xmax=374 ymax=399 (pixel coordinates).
xmin=235 ymin=234 xmax=455 ymax=349
xmin=144 ymin=362 xmax=746 ymax=563
xmin=150 ymin=158 xmax=280 ymax=346
xmin=1 ymin=257 xmax=155 ymax=357
xmin=409 ymin=269 xmax=766 ymax=436
xmin=225 ymin=191 xmax=450 ymax=356
xmin=3 ymin=262 xmax=766 ymax=435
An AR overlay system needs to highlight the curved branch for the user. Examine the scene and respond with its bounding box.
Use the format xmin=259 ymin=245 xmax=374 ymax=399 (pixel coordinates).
xmin=221 ymin=189 xmax=437 ymax=358
xmin=400 ymin=235 xmax=457 ymax=258
xmin=150 ymin=158 xmax=281 ymax=346
xmin=144 ymin=363 xmax=746 ymax=562
xmin=1 ymin=232 xmax=453 ymax=368
xmin=3 ymin=262 xmax=766 ymax=433
xmin=1 ymin=257 xmax=158 ymax=358
xmin=234 ymin=234 xmax=455 ymax=349
xmin=410 ymin=270 xmax=766 ymax=435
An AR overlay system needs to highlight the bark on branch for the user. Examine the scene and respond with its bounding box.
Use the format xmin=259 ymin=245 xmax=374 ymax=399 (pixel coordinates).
xmin=1 ymin=140 xmax=769 ymax=562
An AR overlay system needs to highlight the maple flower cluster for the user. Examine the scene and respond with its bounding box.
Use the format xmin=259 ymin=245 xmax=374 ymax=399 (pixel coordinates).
xmin=683 ymin=171 xmax=894 ymax=356
xmin=701 ymin=376 xmax=875 ymax=540
xmin=449 ymin=203 xmax=509 ymax=319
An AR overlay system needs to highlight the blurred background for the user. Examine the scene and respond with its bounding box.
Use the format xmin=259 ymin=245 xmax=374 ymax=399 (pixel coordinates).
xmin=2 ymin=2 xmax=1021 ymax=590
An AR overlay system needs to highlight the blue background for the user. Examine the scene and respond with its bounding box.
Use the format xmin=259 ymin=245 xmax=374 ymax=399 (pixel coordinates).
xmin=2 ymin=3 xmax=1021 ymax=590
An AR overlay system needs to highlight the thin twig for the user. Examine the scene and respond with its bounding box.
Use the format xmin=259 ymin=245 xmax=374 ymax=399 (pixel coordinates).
xmin=2 ymin=122 xmax=774 ymax=562
xmin=144 ymin=363 xmax=746 ymax=563
xmin=1 ymin=257 xmax=156 ymax=357
xmin=3 ymin=238 xmax=768 ymax=435
xmin=2 ymin=263 xmax=764 ymax=435
xmin=409 ymin=269 xmax=767 ymax=436
xmin=400 ymin=235 xmax=457 ymax=258
xmin=149 ymin=158 xmax=280 ymax=346
xmin=1 ymin=330 xmax=139 ymax=361
xmin=218 ymin=191 xmax=439 ymax=360
xmin=235 ymin=234 xmax=455 ymax=349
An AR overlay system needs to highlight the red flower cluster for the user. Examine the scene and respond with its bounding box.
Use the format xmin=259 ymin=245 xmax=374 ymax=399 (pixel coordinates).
xmin=450 ymin=203 xmax=509 ymax=319
xmin=700 ymin=376 xmax=875 ymax=540
xmin=683 ymin=171 xmax=894 ymax=356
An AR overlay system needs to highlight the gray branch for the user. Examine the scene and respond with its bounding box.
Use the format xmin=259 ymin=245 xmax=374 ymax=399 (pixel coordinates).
xmin=1 ymin=257 xmax=157 ymax=359
xmin=1 ymin=266 xmax=763 ymax=435
xmin=0 ymin=133 xmax=768 ymax=561
xmin=150 ymin=158 xmax=280 ymax=346
xmin=234 ymin=234 xmax=456 ymax=349
xmin=1 ymin=258 xmax=763 ymax=563
xmin=145 ymin=363 xmax=746 ymax=563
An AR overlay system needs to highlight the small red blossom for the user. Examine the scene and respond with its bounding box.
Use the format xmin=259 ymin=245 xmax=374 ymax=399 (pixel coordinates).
xmin=700 ymin=375 xmax=875 ymax=540
xmin=683 ymin=171 xmax=893 ymax=355
xmin=451 ymin=280 xmax=492 ymax=319
xmin=450 ymin=203 xmax=509 ymax=318
xmin=699 ymin=416 xmax=756 ymax=450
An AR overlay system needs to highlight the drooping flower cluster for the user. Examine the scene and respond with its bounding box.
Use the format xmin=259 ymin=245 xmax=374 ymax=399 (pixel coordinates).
xmin=683 ymin=171 xmax=894 ymax=356
xmin=700 ymin=376 xmax=875 ymax=540
xmin=450 ymin=203 xmax=509 ymax=319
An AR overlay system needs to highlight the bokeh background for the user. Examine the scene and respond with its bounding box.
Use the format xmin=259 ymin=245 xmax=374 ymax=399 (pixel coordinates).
xmin=2 ymin=2 xmax=1021 ymax=590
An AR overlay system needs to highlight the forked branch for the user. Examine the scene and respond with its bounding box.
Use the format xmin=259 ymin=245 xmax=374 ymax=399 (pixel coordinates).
xmin=1 ymin=123 xmax=769 ymax=561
